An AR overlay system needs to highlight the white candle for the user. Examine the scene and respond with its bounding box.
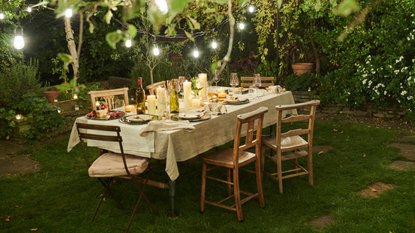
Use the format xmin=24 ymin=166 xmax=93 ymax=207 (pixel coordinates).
xmin=156 ymin=86 xmax=166 ymax=116
xmin=183 ymin=80 xmax=192 ymax=108
xmin=147 ymin=95 xmax=156 ymax=115
xmin=218 ymin=87 xmax=225 ymax=93
xmin=198 ymin=73 xmax=208 ymax=101
xmin=192 ymin=98 xmax=201 ymax=108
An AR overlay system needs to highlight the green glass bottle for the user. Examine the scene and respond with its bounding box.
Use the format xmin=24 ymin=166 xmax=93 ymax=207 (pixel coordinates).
xmin=136 ymin=77 xmax=146 ymax=114
xmin=170 ymin=79 xmax=179 ymax=113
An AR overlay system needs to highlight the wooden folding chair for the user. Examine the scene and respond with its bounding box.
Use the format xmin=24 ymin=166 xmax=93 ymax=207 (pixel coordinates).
xmin=88 ymin=88 xmax=129 ymax=110
xmin=261 ymin=100 xmax=320 ymax=194
xmin=240 ymin=76 xmax=274 ymax=88
xmin=146 ymin=81 xmax=166 ymax=95
xmin=76 ymin=123 xmax=157 ymax=232
xmin=201 ymin=107 xmax=268 ymax=222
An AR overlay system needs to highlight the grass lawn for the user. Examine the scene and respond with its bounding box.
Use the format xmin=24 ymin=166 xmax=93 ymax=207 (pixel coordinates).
xmin=1 ymin=119 xmax=415 ymax=233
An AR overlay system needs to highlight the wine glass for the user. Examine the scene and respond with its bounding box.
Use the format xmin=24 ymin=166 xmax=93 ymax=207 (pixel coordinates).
xmin=174 ymin=79 xmax=182 ymax=100
xmin=213 ymin=69 xmax=221 ymax=87
xmin=230 ymin=73 xmax=239 ymax=95
xmin=253 ymin=73 xmax=262 ymax=98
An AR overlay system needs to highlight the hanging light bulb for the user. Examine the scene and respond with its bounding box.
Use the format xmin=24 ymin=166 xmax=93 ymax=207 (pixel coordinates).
xmin=0 ymin=12 xmax=4 ymax=20
xmin=153 ymin=46 xmax=160 ymax=56
xmin=125 ymin=39 xmax=132 ymax=48
xmin=73 ymin=94 xmax=78 ymax=99
xmin=211 ymin=41 xmax=218 ymax=49
xmin=193 ymin=49 xmax=199 ymax=58
xmin=155 ymin=0 xmax=168 ymax=14
xmin=27 ymin=7 xmax=32 ymax=13
xmin=65 ymin=9 xmax=73 ymax=18
xmin=239 ymin=22 xmax=245 ymax=30
xmin=16 ymin=114 xmax=23 ymax=120
xmin=13 ymin=27 xmax=25 ymax=50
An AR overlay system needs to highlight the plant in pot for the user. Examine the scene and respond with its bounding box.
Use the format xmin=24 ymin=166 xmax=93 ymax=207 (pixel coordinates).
xmin=291 ymin=53 xmax=314 ymax=76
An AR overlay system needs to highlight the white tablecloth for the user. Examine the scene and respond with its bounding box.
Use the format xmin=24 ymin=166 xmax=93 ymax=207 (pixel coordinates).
xmin=68 ymin=91 xmax=297 ymax=181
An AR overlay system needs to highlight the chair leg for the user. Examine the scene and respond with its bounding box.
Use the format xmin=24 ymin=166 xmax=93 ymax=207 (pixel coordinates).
xmin=200 ymin=161 xmax=207 ymax=213
xmin=233 ymin=168 xmax=243 ymax=222
xmin=277 ymin=152 xmax=283 ymax=194
xmin=255 ymin=158 xmax=265 ymax=207
xmin=308 ymin=149 xmax=314 ymax=187
xmin=227 ymin=168 xmax=232 ymax=197
xmin=260 ymin=144 xmax=266 ymax=179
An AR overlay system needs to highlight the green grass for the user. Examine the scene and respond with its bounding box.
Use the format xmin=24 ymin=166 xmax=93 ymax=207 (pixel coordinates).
xmin=1 ymin=120 xmax=415 ymax=233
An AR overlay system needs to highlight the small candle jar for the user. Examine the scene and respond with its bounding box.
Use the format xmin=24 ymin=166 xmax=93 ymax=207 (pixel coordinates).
xmin=125 ymin=105 xmax=132 ymax=112
xmin=192 ymin=98 xmax=201 ymax=108
xmin=218 ymin=92 xmax=227 ymax=98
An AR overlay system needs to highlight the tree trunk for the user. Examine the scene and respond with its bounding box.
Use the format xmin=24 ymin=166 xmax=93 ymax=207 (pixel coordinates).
xmin=64 ymin=17 xmax=79 ymax=81
xmin=150 ymin=68 xmax=154 ymax=84
xmin=310 ymin=21 xmax=321 ymax=75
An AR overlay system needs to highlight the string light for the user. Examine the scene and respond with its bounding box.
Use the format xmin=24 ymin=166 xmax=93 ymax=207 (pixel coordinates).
xmin=125 ymin=39 xmax=132 ymax=48
xmin=238 ymin=22 xmax=245 ymax=30
xmin=248 ymin=5 xmax=255 ymax=13
xmin=211 ymin=40 xmax=218 ymax=49
xmin=155 ymin=0 xmax=168 ymax=14
xmin=65 ymin=9 xmax=73 ymax=18
xmin=16 ymin=114 xmax=23 ymax=120
xmin=27 ymin=7 xmax=32 ymax=13
xmin=153 ymin=45 xmax=160 ymax=56
xmin=13 ymin=27 xmax=25 ymax=50
xmin=0 ymin=12 xmax=4 ymax=20
xmin=193 ymin=49 xmax=199 ymax=58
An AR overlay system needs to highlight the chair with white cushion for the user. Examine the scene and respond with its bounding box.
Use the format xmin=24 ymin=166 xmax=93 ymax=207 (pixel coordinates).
xmin=261 ymin=100 xmax=320 ymax=194
xmin=76 ymin=123 xmax=156 ymax=232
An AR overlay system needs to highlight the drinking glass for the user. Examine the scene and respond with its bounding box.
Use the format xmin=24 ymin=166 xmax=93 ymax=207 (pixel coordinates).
xmin=174 ymin=79 xmax=182 ymax=100
xmin=253 ymin=73 xmax=262 ymax=98
xmin=230 ymin=73 xmax=239 ymax=95
xmin=213 ymin=69 xmax=221 ymax=87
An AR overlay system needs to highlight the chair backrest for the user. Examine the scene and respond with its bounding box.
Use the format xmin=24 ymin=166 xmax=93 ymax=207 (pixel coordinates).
xmin=76 ymin=123 xmax=132 ymax=174
xmin=233 ymin=107 xmax=269 ymax=164
xmin=88 ymin=87 xmax=129 ymax=111
xmin=146 ymin=81 xmax=167 ymax=95
xmin=241 ymin=76 xmax=274 ymax=88
xmin=275 ymin=100 xmax=320 ymax=152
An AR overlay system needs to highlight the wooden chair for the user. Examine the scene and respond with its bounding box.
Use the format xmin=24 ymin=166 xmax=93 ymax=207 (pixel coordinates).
xmin=76 ymin=123 xmax=157 ymax=232
xmin=88 ymin=87 xmax=129 ymax=110
xmin=146 ymin=81 xmax=166 ymax=95
xmin=261 ymin=100 xmax=320 ymax=194
xmin=241 ymin=76 xmax=274 ymax=88
xmin=201 ymin=107 xmax=268 ymax=222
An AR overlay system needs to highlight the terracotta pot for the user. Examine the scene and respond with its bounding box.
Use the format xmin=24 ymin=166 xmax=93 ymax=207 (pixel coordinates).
xmin=43 ymin=90 xmax=61 ymax=103
xmin=292 ymin=63 xmax=314 ymax=76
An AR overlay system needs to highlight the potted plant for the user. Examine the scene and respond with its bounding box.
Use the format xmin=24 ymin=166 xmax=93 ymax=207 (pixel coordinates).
xmin=291 ymin=53 xmax=314 ymax=76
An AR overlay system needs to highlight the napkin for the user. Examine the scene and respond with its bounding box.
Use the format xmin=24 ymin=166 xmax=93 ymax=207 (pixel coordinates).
xmin=196 ymin=103 xmax=227 ymax=115
xmin=267 ymin=85 xmax=286 ymax=94
xmin=139 ymin=121 xmax=196 ymax=136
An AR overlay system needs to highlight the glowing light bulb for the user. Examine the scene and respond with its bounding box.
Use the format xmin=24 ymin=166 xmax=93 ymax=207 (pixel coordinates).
xmin=125 ymin=39 xmax=132 ymax=48
xmin=239 ymin=23 xmax=245 ymax=30
xmin=73 ymin=94 xmax=78 ymax=99
xmin=155 ymin=0 xmax=168 ymax=14
xmin=65 ymin=9 xmax=73 ymax=18
xmin=14 ymin=35 xmax=24 ymax=50
xmin=16 ymin=114 xmax=22 ymax=120
xmin=193 ymin=49 xmax=199 ymax=58
xmin=212 ymin=41 xmax=217 ymax=49
xmin=153 ymin=47 xmax=160 ymax=56
xmin=27 ymin=7 xmax=32 ymax=13
xmin=0 ymin=13 xmax=4 ymax=20
xmin=96 ymin=101 xmax=100 ymax=106
xmin=248 ymin=5 xmax=254 ymax=13
xmin=57 ymin=109 xmax=61 ymax=113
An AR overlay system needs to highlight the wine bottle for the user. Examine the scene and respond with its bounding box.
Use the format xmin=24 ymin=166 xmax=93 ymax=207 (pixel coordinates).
xmin=170 ymin=79 xmax=179 ymax=113
xmin=136 ymin=77 xmax=146 ymax=114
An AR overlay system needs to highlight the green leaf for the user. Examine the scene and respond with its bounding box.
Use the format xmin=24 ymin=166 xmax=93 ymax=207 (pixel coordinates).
xmin=185 ymin=31 xmax=194 ymax=42
xmin=57 ymin=53 xmax=73 ymax=70
xmin=89 ymin=23 xmax=95 ymax=34
xmin=165 ymin=24 xmax=177 ymax=36
xmin=104 ymin=10 xmax=113 ymax=24
xmin=211 ymin=61 xmax=219 ymax=74
xmin=189 ymin=17 xmax=200 ymax=30
xmin=315 ymin=0 xmax=322 ymax=11
xmin=239 ymin=0 xmax=249 ymax=7
xmin=203 ymin=8 xmax=216 ymax=14
xmin=335 ymin=0 xmax=360 ymax=16
xmin=209 ymin=0 xmax=227 ymax=3
xmin=171 ymin=0 xmax=190 ymax=12
xmin=127 ymin=24 xmax=137 ymax=38
xmin=106 ymin=31 xmax=123 ymax=49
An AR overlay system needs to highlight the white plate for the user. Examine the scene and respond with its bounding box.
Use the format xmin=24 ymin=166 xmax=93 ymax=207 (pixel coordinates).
xmin=127 ymin=114 xmax=153 ymax=122
xmin=227 ymin=98 xmax=248 ymax=104
xmin=179 ymin=112 xmax=201 ymax=119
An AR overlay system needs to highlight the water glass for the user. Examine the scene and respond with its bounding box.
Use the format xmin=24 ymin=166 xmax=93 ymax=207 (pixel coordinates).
xmin=253 ymin=74 xmax=261 ymax=98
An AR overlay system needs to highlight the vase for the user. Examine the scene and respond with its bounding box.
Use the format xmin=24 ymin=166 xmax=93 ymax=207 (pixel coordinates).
xmin=292 ymin=63 xmax=314 ymax=76
xmin=43 ymin=90 xmax=61 ymax=103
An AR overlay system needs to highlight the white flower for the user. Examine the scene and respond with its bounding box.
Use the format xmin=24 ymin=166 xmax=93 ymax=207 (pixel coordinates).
xmin=389 ymin=65 xmax=392 ymax=69
xmin=408 ymin=37 xmax=411 ymax=41
xmin=412 ymin=59 xmax=415 ymax=63
xmin=366 ymin=61 xmax=370 ymax=64
xmin=384 ymin=91 xmax=387 ymax=95
xmin=363 ymin=74 xmax=368 ymax=77
xmin=396 ymin=60 xmax=400 ymax=63
xmin=348 ymin=92 xmax=350 ymax=95
xmin=400 ymin=56 xmax=404 ymax=60
xmin=401 ymin=90 xmax=407 ymax=95
xmin=412 ymin=14 xmax=414 ymax=16
xmin=395 ymin=70 xmax=399 ymax=74
xmin=362 ymin=79 xmax=367 ymax=85
xmin=368 ymin=80 xmax=373 ymax=86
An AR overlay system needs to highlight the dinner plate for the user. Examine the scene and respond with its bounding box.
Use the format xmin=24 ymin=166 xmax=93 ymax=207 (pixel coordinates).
xmin=224 ymin=99 xmax=250 ymax=105
xmin=179 ymin=112 xmax=201 ymax=120
xmin=86 ymin=111 xmax=125 ymax=120
xmin=187 ymin=113 xmax=212 ymax=122
xmin=119 ymin=114 xmax=159 ymax=125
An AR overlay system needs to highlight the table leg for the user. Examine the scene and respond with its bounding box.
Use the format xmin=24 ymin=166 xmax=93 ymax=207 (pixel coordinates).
xmin=168 ymin=180 xmax=177 ymax=218
xmin=269 ymin=124 xmax=276 ymax=157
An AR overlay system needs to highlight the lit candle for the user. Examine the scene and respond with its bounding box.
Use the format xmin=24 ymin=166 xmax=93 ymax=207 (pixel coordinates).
xmin=157 ymin=86 xmax=166 ymax=116
xmin=218 ymin=87 xmax=225 ymax=93
xmin=192 ymin=98 xmax=201 ymax=108
xmin=198 ymin=73 xmax=208 ymax=101
xmin=125 ymin=105 xmax=132 ymax=112
xmin=73 ymin=94 xmax=78 ymax=99
xmin=147 ymin=95 xmax=156 ymax=115
xmin=218 ymin=92 xmax=227 ymax=98
xmin=96 ymin=101 xmax=100 ymax=106
xmin=183 ymin=80 xmax=192 ymax=108
xmin=16 ymin=114 xmax=22 ymax=120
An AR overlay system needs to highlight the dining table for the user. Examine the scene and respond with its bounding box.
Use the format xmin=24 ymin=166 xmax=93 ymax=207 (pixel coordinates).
xmin=67 ymin=90 xmax=297 ymax=217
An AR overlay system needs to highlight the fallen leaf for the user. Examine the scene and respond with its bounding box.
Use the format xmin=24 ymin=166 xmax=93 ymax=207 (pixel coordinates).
xmin=363 ymin=154 xmax=366 ymax=157
xmin=6 ymin=135 xmax=9 ymax=140
xmin=371 ymin=188 xmax=378 ymax=192
xmin=31 ymin=228 xmax=38 ymax=231
xmin=368 ymin=126 xmax=371 ymax=128
xmin=340 ymin=165 xmax=342 ymax=167
xmin=347 ymin=136 xmax=349 ymax=139
xmin=340 ymin=131 xmax=343 ymax=133
xmin=332 ymin=129 xmax=338 ymax=132
xmin=318 ymin=151 xmax=324 ymax=155
xmin=403 ymin=192 xmax=407 ymax=194
xmin=15 ymin=205 xmax=19 ymax=208
xmin=5 ymin=216 xmax=10 ymax=222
